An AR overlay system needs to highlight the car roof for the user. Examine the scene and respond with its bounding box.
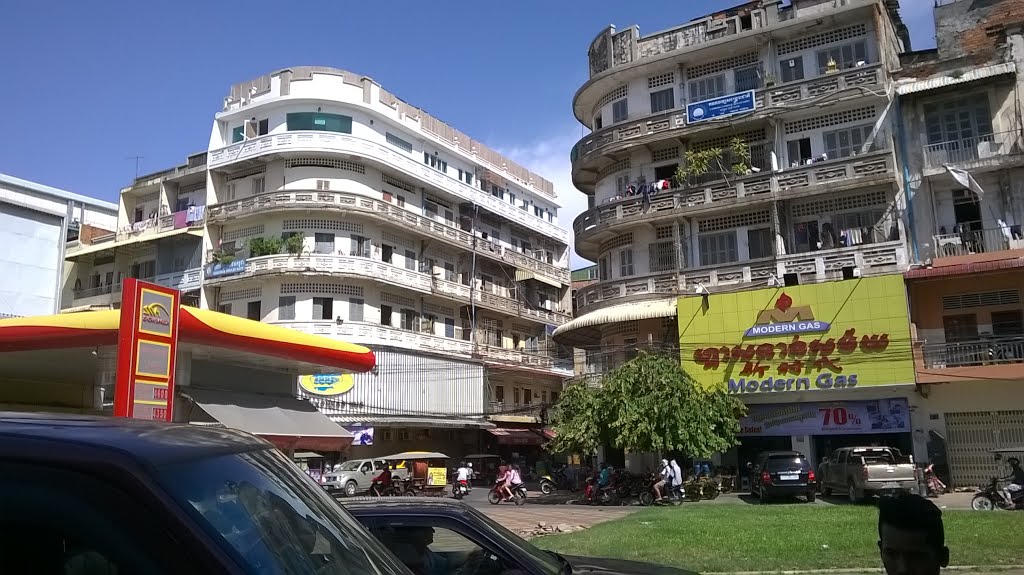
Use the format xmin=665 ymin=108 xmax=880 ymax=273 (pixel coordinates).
xmin=340 ymin=497 xmax=474 ymax=517
xmin=0 ymin=412 xmax=272 ymax=466
xmin=760 ymin=450 xmax=804 ymax=457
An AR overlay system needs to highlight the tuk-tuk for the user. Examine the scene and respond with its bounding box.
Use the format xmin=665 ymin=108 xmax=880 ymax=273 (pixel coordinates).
xmin=382 ymin=451 xmax=450 ymax=497
xmin=464 ymin=454 xmax=500 ymax=485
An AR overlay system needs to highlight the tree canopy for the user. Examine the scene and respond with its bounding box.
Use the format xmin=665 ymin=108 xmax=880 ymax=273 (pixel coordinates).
xmin=549 ymin=352 xmax=746 ymax=458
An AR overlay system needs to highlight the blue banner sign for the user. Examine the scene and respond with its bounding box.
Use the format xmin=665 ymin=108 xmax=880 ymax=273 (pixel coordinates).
xmin=205 ymin=258 xmax=247 ymax=279
xmin=687 ymin=90 xmax=756 ymax=124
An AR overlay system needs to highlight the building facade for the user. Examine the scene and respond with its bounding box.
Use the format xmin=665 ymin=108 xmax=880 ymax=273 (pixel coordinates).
xmin=897 ymin=0 xmax=1024 ymax=487
xmin=200 ymin=67 xmax=572 ymax=456
xmin=1 ymin=173 xmax=117 ymax=318
xmin=557 ymin=0 xmax=919 ymax=469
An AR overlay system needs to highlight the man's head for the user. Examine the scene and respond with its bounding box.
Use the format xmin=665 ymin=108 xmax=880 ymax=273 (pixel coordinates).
xmin=1008 ymin=457 xmax=1021 ymax=469
xmin=878 ymin=493 xmax=949 ymax=575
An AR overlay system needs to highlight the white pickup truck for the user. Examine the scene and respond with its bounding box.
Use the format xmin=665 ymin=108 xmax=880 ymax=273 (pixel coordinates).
xmin=818 ymin=446 xmax=917 ymax=502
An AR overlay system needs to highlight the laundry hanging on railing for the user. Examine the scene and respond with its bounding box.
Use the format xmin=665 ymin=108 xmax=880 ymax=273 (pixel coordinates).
xmin=186 ymin=204 xmax=206 ymax=224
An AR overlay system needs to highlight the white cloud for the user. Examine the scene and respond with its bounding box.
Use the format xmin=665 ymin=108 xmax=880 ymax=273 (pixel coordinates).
xmin=497 ymin=126 xmax=594 ymax=269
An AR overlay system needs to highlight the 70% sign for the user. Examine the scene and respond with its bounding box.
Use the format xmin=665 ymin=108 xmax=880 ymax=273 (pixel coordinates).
xmin=819 ymin=407 xmax=862 ymax=427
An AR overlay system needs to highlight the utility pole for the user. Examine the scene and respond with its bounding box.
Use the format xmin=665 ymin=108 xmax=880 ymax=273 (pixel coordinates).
xmin=126 ymin=155 xmax=144 ymax=179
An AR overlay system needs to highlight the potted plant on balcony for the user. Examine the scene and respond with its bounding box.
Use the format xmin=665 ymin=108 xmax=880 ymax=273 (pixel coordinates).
xmin=763 ymin=73 xmax=777 ymax=88
xmin=247 ymin=236 xmax=285 ymax=258
xmin=284 ymin=233 xmax=305 ymax=256
xmin=673 ymin=136 xmax=752 ymax=188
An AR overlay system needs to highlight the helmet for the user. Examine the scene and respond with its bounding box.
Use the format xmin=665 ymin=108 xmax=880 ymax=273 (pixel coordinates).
xmin=1009 ymin=457 xmax=1021 ymax=467
xmin=468 ymin=462 xmax=473 ymax=468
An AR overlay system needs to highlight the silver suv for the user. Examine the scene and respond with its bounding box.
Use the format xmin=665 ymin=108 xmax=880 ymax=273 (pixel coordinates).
xmin=322 ymin=459 xmax=388 ymax=496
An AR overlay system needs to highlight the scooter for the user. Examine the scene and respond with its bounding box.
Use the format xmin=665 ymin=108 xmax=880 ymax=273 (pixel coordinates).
xmin=924 ymin=464 xmax=946 ymax=498
xmin=487 ymin=483 xmax=527 ymax=506
xmin=452 ymin=480 xmax=469 ymax=500
xmin=971 ymin=478 xmax=1024 ymax=511
xmin=539 ymin=475 xmax=557 ymax=495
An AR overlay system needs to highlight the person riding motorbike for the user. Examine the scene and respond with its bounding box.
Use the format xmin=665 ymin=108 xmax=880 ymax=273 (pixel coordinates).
xmin=455 ymin=461 xmax=471 ymax=496
xmin=670 ymin=459 xmax=684 ymax=499
xmin=924 ymin=462 xmax=946 ymax=497
xmin=1000 ymin=457 xmax=1024 ymax=507
xmin=653 ymin=459 xmax=670 ymax=501
xmin=506 ymin=464 xmax=524 ymax=500
xmin=371 ymin=463 xmax=393 ymax=496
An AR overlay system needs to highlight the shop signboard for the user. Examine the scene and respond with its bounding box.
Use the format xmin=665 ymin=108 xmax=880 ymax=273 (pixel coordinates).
xmin=739 ymin=398 xmax=910 ymax=436
xmin=347 ymin=426 xmax=374 ymax=446
xmin=686 ymin=90 xmax=756 ymax=124
xmin=114 ymin=279 xmax=181 ymax=421
xmin=678 ymin=274 xmax=915 ymax=394
xmin=298 ymin=373 xmax=355 ymax=396
xmin=205 ymin=258 xmax=247 ymax=279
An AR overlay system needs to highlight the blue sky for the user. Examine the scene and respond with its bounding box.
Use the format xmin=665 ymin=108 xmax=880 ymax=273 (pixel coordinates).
xmin=1 ymin=0 xmax=935 ymax=265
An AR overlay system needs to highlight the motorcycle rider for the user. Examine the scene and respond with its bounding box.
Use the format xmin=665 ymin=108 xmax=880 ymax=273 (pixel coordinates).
xmin=670 ymin=459 xmax=684 ymax=499
xmin=506 ymin=463 xmax=524 ymax=500
xmin=372 ymin=463 xmax=393 ymax=496
xmin=1000 ymin=457 xmax=1024 ymax=507
xmin=455 ymin=461 xmax=470 ymax=496
xmin=653 ymin=459 xmax=671 ymax=501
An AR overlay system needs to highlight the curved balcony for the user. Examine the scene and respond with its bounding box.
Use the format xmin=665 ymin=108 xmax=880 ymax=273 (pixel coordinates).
xmin=207 ymin=131 xmax=569 ymax=243
xmin=571 ymin=64 xmax=885 ymax=188
xmin=574 ymin=240 xmax=907 ymax=316
xmin=431 ymin=277 xmax=571 ymax=326
xmin=573 ymin=149 xmax=896 ymax=261
xmin=206 ymin=190 xmax=569 ymax=285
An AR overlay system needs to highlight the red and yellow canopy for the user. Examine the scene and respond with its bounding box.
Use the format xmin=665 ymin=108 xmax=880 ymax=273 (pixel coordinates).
xmin=0 ymin=307 xmax=375 ymax=373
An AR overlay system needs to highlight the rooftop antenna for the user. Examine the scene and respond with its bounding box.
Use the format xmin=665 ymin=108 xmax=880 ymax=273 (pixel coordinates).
xmin=126 ymin=155 xmax=144 ymax=179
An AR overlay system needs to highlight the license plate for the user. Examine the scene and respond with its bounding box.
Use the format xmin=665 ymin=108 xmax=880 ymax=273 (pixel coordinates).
xmin=780 ymin=474 xmax=799 ymax=480
xmin=881 ymin=482 xmax=902 ymax=490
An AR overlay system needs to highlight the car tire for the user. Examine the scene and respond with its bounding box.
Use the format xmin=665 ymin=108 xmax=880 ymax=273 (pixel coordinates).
xmin=344 ymin=481 xmax=358 ymax=497
xmin=822 ymin=484 xmax=833 ymax=497
xmin=758 ymin=488 xmax=766 ymax=505
xmin=847 ymin=481 xmax=859 ymax=504
xmin=807 ymin=491 xmax=816 ymax=503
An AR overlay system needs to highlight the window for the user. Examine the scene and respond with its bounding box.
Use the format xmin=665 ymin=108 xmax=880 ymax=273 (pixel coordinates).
xmin=380 ymin=305 xmax=393 ymax=327
xmin=513 ymin=388 xmax=521 ymax=404
xmin=381 ymin=244 xmax=394 ymax=264
xmin=624 ymin=337 xmax=639 ymax=361
xmin=816 ymin=40 xmax=868 ymax=74
xmin=316 ymin=179 xmax=330 ymax=190
xmin=252 ymin=176 xmax=265 ymax=196
xmin=423 ymin=152 xmax=447 ymax=173
xmin=551 ymin=391 xmax=559 ymax=404
xmin=246 ymin=300 xmax=262 ymax=321
xmin=779 ymin=56 xmax=804 ymax=83
xmin=699 ymin=231 xmax=739 ymax=265
xmin=218 ymin=303 xmax=232 ymax=315
xmin=363 ymin=522 xmax=525 ymax=575
xmin=734 ymin=64 xmax=763 ymax=92
xmin=654 ymin=163 xmax=678 ymax=182
xmin=286 ymin=112 xmax=353 ymax=133
xmin=312 ymin=297 xmax=333 ymax=321
xmin=491 ymin=184 xmax=504 ymax=199
xmin=400 ymin=309 xmax=418 ymax=331
xmin=444 ymin=317 xmax=455 ymax=338
xmin=924 ymin=97 xmax=994 ymax=146
xmin=458 ymin=169 xmax=473 ymax=185
xmin=385 ymin=132 xmax=413 ymax=152
xmin=992 ymin=310 xmax=1023 ymax=336
xmin=599 ymin=256 xmax=610 ymax=281
xmin=523 ymin=389 xmax=532 ymax=404
xmin=231 ymin=126 xmax=244 ymax=143
xmin=397 ymin=195 xmax=405 ymax=207
xmin=787 ymin=138 xmax=813 ymax=166
xmin=423 ymin=201 xmax=438 ymax=220
xmin=314 ymin=233 xmax=334 ymax=254
xmin=612 ymin=99 xmax=628 ymax=123
xmin=278 ymin=296 xmax=296 ymax=321
xmin=134 ymin=207 xmax=144 ymax=223
xmin=226 ymin=182 xmax=236 ymax=201
xmin=349 ymin=298 xmax=364 ymax=322
xmin=747 ymin=228 xmax=773 ymax=259
xmin=352 ymin=235 xmax=371 ymax=258
xmin=444 ymin=262 xmax=456 ymax=281
xmin=594 ymin=114 xmax=603 ymax=130
xmin=404 ymin=249 xmax=416 ymax=271
xmin=258 ymin=118 xmax=269 ymax=135
xmin=689 ymin=74 xmax=726 ymax=102
xmin=649 ymin=241 xmax=677 ymax=272
xmin=494 ymin=385 xmax=505 ymax=403
xmin=943 ymin=314 xmax=978 ymax=343
xmin=824 ymin=125 xmax=875 ymax=159
xmin=650 ymin=88 xmax=675 ymax=114
xmin=618 ymin=248 xmax=634 ymax=277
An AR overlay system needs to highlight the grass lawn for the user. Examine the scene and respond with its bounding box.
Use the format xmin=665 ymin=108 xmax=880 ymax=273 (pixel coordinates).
xmin=534 ymin=504 xmax=1024 ymax=572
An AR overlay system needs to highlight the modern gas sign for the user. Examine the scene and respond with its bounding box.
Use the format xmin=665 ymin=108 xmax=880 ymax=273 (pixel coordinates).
xmin=677 ymin=274 xmax=915 ymax=394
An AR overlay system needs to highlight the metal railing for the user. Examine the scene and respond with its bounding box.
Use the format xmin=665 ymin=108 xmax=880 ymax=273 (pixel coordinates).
xmin=922 ymin=131 xmax=1022 ymax=168
xmin=932 ymin=226 xmax=1024 ymax=258
xmin=921 ymin=335 xmax=1024 ymax=369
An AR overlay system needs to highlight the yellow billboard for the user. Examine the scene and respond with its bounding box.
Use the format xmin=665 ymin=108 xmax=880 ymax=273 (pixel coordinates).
xmin=678 ymin=275 xmax=914 ymax=395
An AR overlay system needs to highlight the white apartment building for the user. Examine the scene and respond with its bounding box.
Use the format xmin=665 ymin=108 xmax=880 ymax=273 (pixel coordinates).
xmin=558 ymin=0 xmax=911 ymax=370
xmin=200 ymin=67 xmax=573 ymax=455
xmin=1 ymin=173 xmax=117 ymax=317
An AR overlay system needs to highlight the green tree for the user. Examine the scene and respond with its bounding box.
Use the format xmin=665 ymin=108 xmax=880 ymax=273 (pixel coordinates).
xmin=551 ymin=353 xmax=746 ymax=458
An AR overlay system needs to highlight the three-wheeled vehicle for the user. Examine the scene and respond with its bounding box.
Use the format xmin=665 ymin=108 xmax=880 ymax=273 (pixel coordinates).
xmin=383 ymin=451 xmax=450 ymax=497
xmin=971 ymin=447 xmax=1024 ymax=511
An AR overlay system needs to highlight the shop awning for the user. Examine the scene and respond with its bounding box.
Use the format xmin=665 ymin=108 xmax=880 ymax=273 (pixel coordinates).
xmin=0 ymin=306 xmax=375 ymax=373
xmin=904 ymin=257 xmax=1024 ymax=280
xmin=183 ymin=388 xmax=352 ymax=452
xmin=552 ymin=297 xmax=678 ymax=346
xmin=514 ymin=270 xmax=561 ymax=288
xmin=488 ymin=427 xmax=544 ymax=446
xmin=896 ymin=62 xmax=1016 ymax=95
xmin=325 ymin=413 xmax=495 ymax=429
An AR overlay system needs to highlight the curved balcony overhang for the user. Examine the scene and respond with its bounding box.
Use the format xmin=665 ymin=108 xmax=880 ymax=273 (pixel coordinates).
xmin=573 ymin=150 xmax=897 ymax=261
xmin=572 ymin=2 xmax=875 ymax=124
xmin=204 ymin=253 xmax=572 ymax=327
xmin=553 ymin=295 xmax=678 ymax=348
xmin=206 ymin=189 xmax=569 ymax=286
xmin=208 ymin=131 xmax=569 ymax=243
xmin=573 ymin=239 xmax=908 ymax=318
xmin=571 ymin=63 xmax=887 ymax=193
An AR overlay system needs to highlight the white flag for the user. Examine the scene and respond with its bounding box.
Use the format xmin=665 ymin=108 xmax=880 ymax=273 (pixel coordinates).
xmin=945 ymin=165 xmax=985 ymax=199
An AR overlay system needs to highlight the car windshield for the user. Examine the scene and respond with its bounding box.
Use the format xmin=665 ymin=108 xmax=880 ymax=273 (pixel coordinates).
xmin=766 ymin=455 xmax=808 ymax=472
xmin=463 ymin=505 xmax=563 ymax=575
xmin=337 ymin=461 xmax=363 ymax=472
xmin=158 ymin=448 xmax=405 ymax=575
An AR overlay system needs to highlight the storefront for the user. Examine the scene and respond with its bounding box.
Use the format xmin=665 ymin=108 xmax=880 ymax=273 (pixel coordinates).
xmin=678 ymin=274 xmax=919 ymax=468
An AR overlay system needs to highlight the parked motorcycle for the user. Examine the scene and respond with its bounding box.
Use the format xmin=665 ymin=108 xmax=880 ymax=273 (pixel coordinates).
xmin=972 ymin=477 xmax=1024 ymax=511
xmin=452 ymin=480 xmax=470 ymax=500
xmin=700 ymin=476 xmax=721 ymax=500
xmin=924 ymin=464 xmax=946 ymax=498
xmin=487 ymin=483 xmax=527 ymax=506
xmin=539 ymin=475 xmax=556 ymax=495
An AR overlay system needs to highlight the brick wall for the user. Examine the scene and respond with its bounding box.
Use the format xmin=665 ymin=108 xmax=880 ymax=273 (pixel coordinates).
xmin=935 ymin=0 xmax=1024 ymax=64
xmin=78 ymin=224 xmax=114 ymax=245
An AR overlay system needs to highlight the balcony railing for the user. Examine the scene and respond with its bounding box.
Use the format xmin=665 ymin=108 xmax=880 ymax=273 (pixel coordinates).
xmin=116 ymin=207 xmax=206 ymax=241
xmin=207 ymin=131 xmax=568 ymax=242
xmin=477 ymin=344 xmax=573 ymax=372
xmin=206 ymin=190 xmax=569 ymax=285
xmin=71 ymin=269 xmax=201 ymax=301
xmin=923 ymin=131 xmax=1023 ymax=169
xmin=921 ymin=335 xmax=1024 ymax=369
xmin=932 ymin=227 xmax=1024 ymax=259
xmin=575 ymin=240 xmax=907 ymax=314
xmin=573 ymin=151 xmax=895 ymax=251
xmin=571 ymin=64 xmax=884 ymax=168
xmin=487 ymin=402 xmax=548 ymax=418
xmin=204 ymin=253 xmax=434 ymax=293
